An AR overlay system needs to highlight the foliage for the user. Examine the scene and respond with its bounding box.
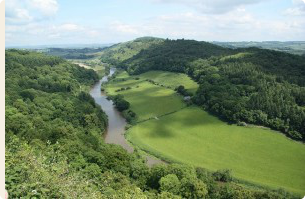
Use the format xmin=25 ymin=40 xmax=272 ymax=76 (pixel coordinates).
xmin=111 ymin=95 xmax=130 ymax=111
xmin=212 ymin=170 xmax=232 ymax=182
xmin=175 ymin=85 xmax=192 ymax=96
xmin=5 ymin=50 xmax=143 ymax=197
xmin=122 ymin=109 xmax=137 ymax=124
xmin=159 ymin=174 xmax=181 ymax=195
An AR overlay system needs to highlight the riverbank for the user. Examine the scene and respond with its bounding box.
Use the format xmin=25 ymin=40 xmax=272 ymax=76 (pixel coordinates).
xmin=88 ymin=67 xmax=164 ymax=166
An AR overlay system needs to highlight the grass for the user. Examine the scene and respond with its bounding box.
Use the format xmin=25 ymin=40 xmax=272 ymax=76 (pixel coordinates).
xmin=105 ymin=71 xmax=186 ymax=121
xmin=105 ymin=70 xmax=305 ymax=195
xmin=138 ymin=71 xmax=199 ymax=94
xmin=127 ymin=107 xmax=305 ymax=195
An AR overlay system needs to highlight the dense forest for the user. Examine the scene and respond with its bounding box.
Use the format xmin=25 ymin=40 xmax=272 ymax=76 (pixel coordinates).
xmin=5 ymin=50 xmax=297 ymax=198
xmin=105 ymin=38 xmax=305 ymax=141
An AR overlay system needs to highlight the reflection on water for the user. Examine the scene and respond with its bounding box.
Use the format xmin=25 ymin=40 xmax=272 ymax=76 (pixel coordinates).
xmin=89 ymin=68 xmax=163 ymax=165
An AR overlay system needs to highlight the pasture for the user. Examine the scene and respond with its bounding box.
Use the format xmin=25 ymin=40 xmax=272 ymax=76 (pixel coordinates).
xmin=127 ymin=107 xmax=305 ymax=194
xmin=105 ymin=71 xmax=191 ymax=121
xmin=138 ymin=71 xmax=199 ymax=94
xmin=105 ymin=70 xmax=305 ymax=195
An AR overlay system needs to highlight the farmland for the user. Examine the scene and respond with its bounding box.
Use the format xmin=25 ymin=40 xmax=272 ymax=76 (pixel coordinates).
xmin=127 ymin=107 xmax=305 ymax=194
xmin=105 ymin=71 xmax=191 ymax=121
xmin=105 ymin=70 xmax=305 ymax=195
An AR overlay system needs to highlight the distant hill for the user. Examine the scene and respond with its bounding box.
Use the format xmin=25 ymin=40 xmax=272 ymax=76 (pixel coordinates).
xmin=44 ymin=47 xmax=107 ymax=59
xmin=101 ymin=37 xmax=305 ymax=141
xmin=5 ymin=43 xmax=113 ymax=49
xmin=212 ymin=41 xmax=305 ymax=56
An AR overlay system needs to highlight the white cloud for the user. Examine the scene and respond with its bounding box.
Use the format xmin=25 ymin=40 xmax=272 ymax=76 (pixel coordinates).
xmin=5 ymin=8 xmax=33 ymax=24
xmin=5 ymin=0 xmax=58 ymax=25
xmin=57 ymin=23 xmax=84 ymax=32
xmin=285 ymin=0 xmax=305 ymax=15
xmin=6 ymin=22 xmax=103 ymax=46
xmin=47 ymin=23 xmax=101 ymax=40
xmin=106 ymin=8 xmax=305 ymax=41
xmin=6 ymin=0 xmax=32 ymax=24
xmin=5 ymin=0 xmax=305 ymax=45
xmin=151 ymin=0 xmax=268 ymax=14
xmin=110 ymin=21 xmax=140 ymax=35
xmin=27 ymin=0 xmax=59 ymax=16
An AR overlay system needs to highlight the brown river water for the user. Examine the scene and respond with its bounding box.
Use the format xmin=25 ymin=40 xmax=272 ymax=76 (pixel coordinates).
xmin=89 ymin=68 xmax=163 ymax=166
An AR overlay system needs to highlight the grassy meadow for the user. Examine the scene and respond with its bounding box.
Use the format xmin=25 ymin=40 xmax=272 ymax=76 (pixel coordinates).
xmin=105 ymin=71 xmax=189 ymax=121
xmin=139 ymin=71 xmax=199 ymax=94
xmin=105 ymin=70 xmax=305 ymax=195
xmin=127 ymin=107 xmax=305 ymax=194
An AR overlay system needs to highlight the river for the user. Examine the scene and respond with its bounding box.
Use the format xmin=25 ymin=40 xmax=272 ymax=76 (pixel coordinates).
xmin=89 ymin=68 xmax=163 ymax=166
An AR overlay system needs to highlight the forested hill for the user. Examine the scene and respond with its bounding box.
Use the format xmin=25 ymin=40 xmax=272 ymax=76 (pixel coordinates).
xmin=5 ymin=50 xmax=140 ymax=197
xmin=122 ymin=39 xmax=233 ymax=74
xmin=104 ymin=38 xmax=305 ymax=141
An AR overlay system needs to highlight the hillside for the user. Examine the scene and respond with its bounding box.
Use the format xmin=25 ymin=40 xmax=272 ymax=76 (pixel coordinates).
xmin=100 ymin=37 xmax=164 ymax=66
xmin=5 ymin=50 xmax=144 ymax=197
xmin=122 ymin=39 xmax=233 ymax=74
xmin=101 ymin=38 xmax=305 ymax=141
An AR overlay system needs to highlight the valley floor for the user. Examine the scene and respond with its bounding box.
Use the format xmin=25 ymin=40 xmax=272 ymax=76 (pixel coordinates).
xmin=104 ymin=70 xmax=305 ymax=195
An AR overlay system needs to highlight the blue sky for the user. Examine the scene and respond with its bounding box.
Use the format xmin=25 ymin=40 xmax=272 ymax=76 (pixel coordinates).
xmin=5 ymin=0 xmax=305 ymax=46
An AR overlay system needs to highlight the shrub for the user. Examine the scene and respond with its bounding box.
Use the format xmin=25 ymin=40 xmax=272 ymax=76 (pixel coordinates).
xmin=112 ymin=95 xmax=130 ymax=111
xmin=212 ymin=169 xmax=232 ymax=182
xmin=159 ymin=174 xmax=181 ymax=195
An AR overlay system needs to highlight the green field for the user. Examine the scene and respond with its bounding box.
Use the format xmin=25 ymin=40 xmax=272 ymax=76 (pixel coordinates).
xmin=138 ymin=71 xmax=199 ymax=94
xmin=105 ymin=71 xmax=189 ymax=121
xmin=127 ymin=107 xmax=305 ymax=194
xmin=105 ymin=70 xmax=305 ymax=195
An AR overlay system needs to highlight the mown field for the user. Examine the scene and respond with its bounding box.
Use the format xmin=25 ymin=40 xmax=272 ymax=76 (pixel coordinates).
xmin=138 ymin=71 xmax=199 ymax=94
xmin=127 ymin=107 xmax=305 ymax=194
xmin=105 ymin=70 xmax=305 ymax=195
xmin=105 ymin=71 xmax=189 ymax=121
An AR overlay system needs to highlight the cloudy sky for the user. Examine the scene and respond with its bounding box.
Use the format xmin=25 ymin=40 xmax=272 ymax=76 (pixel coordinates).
xmin=5 ymin=0 xmax=305 ymax=46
